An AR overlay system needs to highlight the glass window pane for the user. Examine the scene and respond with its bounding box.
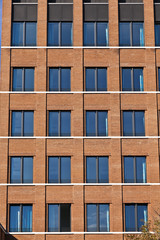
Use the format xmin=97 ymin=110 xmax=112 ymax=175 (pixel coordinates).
xmin=86 ymin=111 xmax=96 ymax=136
xmin=12 ymin=22 xmax=24 ymax=46
xmin=87 ymin=204 xmax=97 ymax=232
xmin=122 ymin=68 xmax=132 ymax=91
xmin=155 ymin=24 xmax=160 ymax=46
xmin=24 ymin=68 xmax=34 ymax=91
xmin=60 ymin=111 xmax=71 ymax=136
xmin=22 ymin=205 xmax=32 ymax=232
xmin=12 ymin=111 xmax=22 ymax=136
xmin=125 ymin=204 xmax=136 ymax=231
xmin=124 ymin=157 xmax=134 ymax=183
xmin=86 ymin=157 xmax=97 ymax=183
xmin=99 ymin=204 xmax=109 ymax=232
xmin=97 ymin=111 xmax=108 ymax=136
xmin=10 ymin=205 xmax=21 ymax=232
xmin=48 ymin=22 xmax=59 ymax=46
xmin=132 ymin=22 xmax=144 ymax=46
xmin=86 ymin=68 xmax=96 ymax=91
xmin=97 ymin=22 xmax=108 ymax=46
xmin=136 ymin=157 xmax=146 ymax=183
xmin=123 ymin=111 xmax=133 ymax=136
xmin=26 ymin=22 xmax=37 ymax=46
xmin=23 ymin=157 xmax=33 ymax=183
xmin=158 ymin=68 xmax=160 ymax=91
xmin=49 ymin=68 xmax=59 ymax=91
xmin=49 ymin=111 xmax=59 ymax=136
xmin=135 ymin=111 xmax=145 ymax=136
xmin=23 ymin=111 xmax=34 ymax=136
xmin=137 ymin=205 xmax=147 ymax=231
xmin=60 ymin=205 xmax=71 ymax=232
xmin=61 ymin=22 xmax=72 ymax=46
xmin=48 ymin=157 xmax=59 ymax=183
xmin=11 ymin=157 xmax=21 ymax=184
xmin=119 ymin=22 xmax=130 ymax=46
xmin=133 ymin=68 xmax=143 ymax=91
xmin=84 ymin=22 xmax=95 ymax=46
xmin=61 ymin=68 xmax=71 ymax=91
xmin=97 ymin=68 xmax=107 ymax=91
xmin=48 ymin=205 xmax=59 ymax=232
xmin=61 ymin=157 xmax=71 ymax=183
xmin=13 ymin=68 xmax=23 ymax=91
xmin=99 ymin=157 xmax=108 ymax=183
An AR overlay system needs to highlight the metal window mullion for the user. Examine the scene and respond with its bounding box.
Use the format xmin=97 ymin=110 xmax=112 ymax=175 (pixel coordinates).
xmin=96 ymin=111 xmax=98 ymax=136
xmin=59 ymin=205 xmax=61 ymax=232
xmin=97 ymin=157 xmax=99 ymax=183
xmin=59 ymin=157 xmax=61 ymax=183
xmin=134 ymin=157 xmax=136 ymax=183
xmin=59 ymin=68 xmax=61 ymax=91
xmin=59 ymin=22 xmax=61 ymax=46
xmin=97 ymin=204 xmax=99 ymax=232
xmin=23 ymin=22 xmax=25 ymax=46
xmin=22 ymin=111 xmax=24 ymax=136
xmin=59 ymin=111 xmax=61 ymax=136
xmin=133 ymin=111 xmax=135 ymax=136
xmin=95 ymin=22 xmax=97 ymax=46
xmin=135 ymin=204 xmax=138 ymax=232
xmin=22 ymin=68 xmax=25 ymax=91
xmin=131 ymin=22 xmax=132 ymax=46
xmin=95 ymin=68 xmax=97 ymax=91
xmin=20 ymin=205 xmax=22 ymax=232
xmin=21 ymin=157 xmax=23 ymax=183
xmin=132 ymin=68 xmax=134 ymax=91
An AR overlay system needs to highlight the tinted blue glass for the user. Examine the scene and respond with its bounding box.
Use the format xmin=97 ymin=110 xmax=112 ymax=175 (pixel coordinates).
xmin=22 ymin=205 xmax=32 ymax=232
xmin=87 ymin=204 xmax=97 ymax=232
xmin=12 ymin=22 xmax=24 ymax=46
xmin=97 ymin=111 xmax=108 ymax=136
xmin=137 ymin=205 xmax=147 ymax=231
xmin=61 ymin=22 xmax=72 ymax=46
xmin=136 ymin=157 xmax=146 ymax=183
xmin=132 ymin=22 xmax=144 ymax=46
xmin=125 ymin=204 xmax=136 ymax=231
xmin=99 ymin=157 xmax=108 ymax=183
xmin=86 ymin=157 xmax=97 ymax=183
xmin=119 ymin=23 xmax=130 ymax=46
xmin=135 ymin=111 xmax=145 ymax=136
xmin=60 ymin=111 xmax=71 ymax=136
xmin=97 ymin=68 xmax=107 ymax=91
xmin=133 ymin=68 xmax=143 ymax=91
xmin=13 ymin=68 xmax=23 ymax=91
xmin=61 ymin=157 xmax=71 ymax=183
xmin=123 ymin=111 xmax=133 ymax=136
xmin=124 ymin=157 xmax=134 ymax=183
xmin=25 ymin=68 xmax=34 ymax=91
xmin=48 ymin=205 xmax=59 ymax=232
xmin=23 ymin=157 xmax=33 ymax=183
xmin=48 ymin=22 xmax=59 ymax=46
xmin=61 ymin=68 xmax=71 ymax=91
xmin=158 ymin=68 xmax=160 ymax=91
xmin=97 ymin=23 xmax=108 ymax=46
xmin=12 ymin=111 xmax=22 ymax=136
xmin=99 ymin=204 xmax=109 ymax=232
xmin=49 ymin=111 xmax=59 ymax=136
xmin=26 ymin=22 xmax=37 ymax=46
xmin=155 ymin=24 xmax=160 ymax=46
xmin=86 ymin=111 xmax=96 ymax=136
xmin=23 ymin=111 xmax=34 ymax=136
xmin=10 ymin=205 xmax=21 ymax=232
xmin=122 ymin=68 xmax=132 ymax=91
xmin=86 ymin=68 xmax=95 ymax=91
xmin=49 ymin=68 xmax=59 ymax=91
xmin=48 ymin=157 xmax=59 ymax=183
xmin=84 ymin=22 xmax=95 ymax=46
xmin=11 ymin=157 xmax=21 ymax=183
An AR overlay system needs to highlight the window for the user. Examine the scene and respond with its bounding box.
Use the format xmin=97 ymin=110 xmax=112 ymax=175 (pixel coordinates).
xmin=12 ymin=68 xmax=34 ymax=91
xmin=48 ymin=204 xmax=71 ymax=232
xmin=11 ymin=111 xmax=34 ymax=136
xmin=49 ymin=68 xmax=71 ymax=91
xmin=124 ymin=156 xmax=146 ymax=183
xmin=48 ymin=22 xmax=72 ymax=46
xmin=123 ymin=111 xmax=145 ymax=136
xmin=86 ymin=157 xmax=108 ymax=183
xmin=119 ymin=22 xmax=144 ymax=46
xmin=12 ymin=22 xmax=37 ymax=46
xmin=125 ymin=204 xmax=147 ymax=231
xmin=10 ymin=157 xmax=33 ymax=183
xmin=87 ymin=204 xmax=109 ymax=232
xmin=84 ymin=22 xmax=109 ymax=46
xmin=49 ymin=111 xmax=71 ymax=136
xmin=155 ymin=24 xmax=160 ymax=46
xmin=158 ymin=68 xmax=160 ymax=91
xmin=86 ymin=111 xmax=108 ymax=136
xmin=9 ymin=205 xmax=32 ymax=232
xmin=85 ymin=68 xmax=107 ymax=91
xmin=48 ymin=157 xmax=71 ymax=183
xmin=122 ymin=68 xmax=143 ymax=91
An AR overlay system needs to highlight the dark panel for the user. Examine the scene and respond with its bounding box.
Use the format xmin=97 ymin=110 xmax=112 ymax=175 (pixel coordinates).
xmin=155 ymin=4 xmax=160 ymax=22
xmin=13 ymin=0 xmax=37 ymax=2
xmin=12 ymin=4 xmax=37 ymax=21
xmin=60 ymin=205 xmax=70 ymax=232
xmin=119 ymin=4 xmax=144 ymax=21
xmin=84 ymin=4 xmax=108 ymax=21
xmin=48 ymin=0 xmax=73 ymax=2
xmin=48 ymin=4 xmax=73 ymax=21
xmin=84 ymin=0 xmax=108 ymax=2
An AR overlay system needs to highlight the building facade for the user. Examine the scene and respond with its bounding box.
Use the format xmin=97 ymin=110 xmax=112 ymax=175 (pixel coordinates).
xmin=1 ymin=0 xmax=160 ymax=239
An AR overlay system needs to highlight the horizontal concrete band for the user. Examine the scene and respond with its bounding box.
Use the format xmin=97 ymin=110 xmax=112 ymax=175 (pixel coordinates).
xmin=0 ymin=183 xmax=160 ymax=186
xmin=0 ymin=91 xmax=159 ymax=94
xmin=0 ymin=136 xmax=159 ymax=139
xmin=2 ymin=46 xmax=160 ymax=49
